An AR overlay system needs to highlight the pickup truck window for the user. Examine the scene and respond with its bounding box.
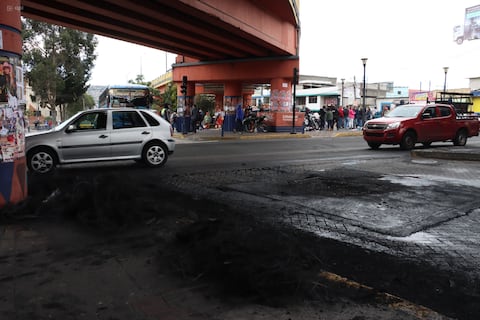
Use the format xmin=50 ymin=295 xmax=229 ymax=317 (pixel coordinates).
xmin=439 ymin=106 xmax=452 ymax=117
xmin=385 ymin=105 xmax=423 ymax=118
xmin=423 ymin=107 xmax=436 ymax=118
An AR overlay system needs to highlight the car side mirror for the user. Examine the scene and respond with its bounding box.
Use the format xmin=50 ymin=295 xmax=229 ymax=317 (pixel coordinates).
xmin=65 ymin=124 xmax=76 ymax=133
xmin=422 ymin=113 xmax=432 ymax=119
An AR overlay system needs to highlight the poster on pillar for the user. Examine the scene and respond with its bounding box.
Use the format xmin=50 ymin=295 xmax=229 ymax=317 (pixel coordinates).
xmin=270 ymin=89 xmax=291 ymax=112
xmin=0 ymin=56 xmax=18 ymax=102
xmin=0 ymin=55 xmax=24 ymax=163
xmin=0 ymin=55 xmax=26 ymax=207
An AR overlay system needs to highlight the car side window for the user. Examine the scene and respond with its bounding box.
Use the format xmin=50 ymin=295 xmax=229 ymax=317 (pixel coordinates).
xmin=112 ymin=111 xmax=147 ymax=129
xmin=424 ymin=107 xmax=436 ymax=118
xmin=140 ymin=111 xmax=160 ymax=126
xmin=70 ymin=112 xmax=107 ymax=130
xmin=439 ymin=106 xmax=451 ymax=117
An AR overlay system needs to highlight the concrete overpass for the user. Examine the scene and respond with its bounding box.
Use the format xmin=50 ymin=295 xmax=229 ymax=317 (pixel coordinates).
xmin=21 ymin=0 xmax=302 ymax=132
xmin=21 ymin=0 xmax=300 ymax=61
xmin=0 ymin=0 xmax=301 ymax=206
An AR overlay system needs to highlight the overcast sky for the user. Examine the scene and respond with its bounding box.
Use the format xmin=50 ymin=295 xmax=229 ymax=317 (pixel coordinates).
xmin=89 ymin=0 xmax=480 ymax=90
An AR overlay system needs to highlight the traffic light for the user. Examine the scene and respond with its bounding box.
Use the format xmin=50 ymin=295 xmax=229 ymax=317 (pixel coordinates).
xmin=293 ymin=67 xmax=299 ymax=85
xmin=181 ymin=76 xmax=187 ymax=95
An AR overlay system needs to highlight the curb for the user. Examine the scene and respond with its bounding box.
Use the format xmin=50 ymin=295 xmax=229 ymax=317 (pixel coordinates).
xmin=173 ymin=130 xmax=363 ymax=142
xmin=411 ymin=148 xmax=480 ymax=161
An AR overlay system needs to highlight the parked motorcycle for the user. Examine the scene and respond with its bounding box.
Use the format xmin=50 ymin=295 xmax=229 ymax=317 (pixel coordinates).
xmin=242 ymin=112 xmax=268 ymax=133
xmin=304 ymin=110 xmax=320 ymax=131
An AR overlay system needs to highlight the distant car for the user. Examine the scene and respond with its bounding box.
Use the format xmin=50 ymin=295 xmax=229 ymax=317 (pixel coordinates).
xmin=26 ymin=108 xmax=175 ymax=174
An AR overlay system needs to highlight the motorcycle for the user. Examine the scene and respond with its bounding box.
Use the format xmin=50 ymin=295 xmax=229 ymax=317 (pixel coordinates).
xmin=242 ymin=112 xmax=268 ymax=133
xmin=304 ymin=110 xmax=320 ymax=131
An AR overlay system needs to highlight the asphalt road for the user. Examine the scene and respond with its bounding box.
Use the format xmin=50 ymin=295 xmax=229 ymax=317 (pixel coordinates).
xmin=162 ymin=133 xmax=480 ymax=319
xmin=3 ymin=133 xmax=480 ymax=319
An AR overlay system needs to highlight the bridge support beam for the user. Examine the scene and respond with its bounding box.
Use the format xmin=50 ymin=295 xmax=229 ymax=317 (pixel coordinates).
xmin=0 ymin=0 xmax=26 ymax=208
xmin=223 ymin=82 xmax=242 ymax=132
xmin=266 ymin=78 xmax=304 ymax=132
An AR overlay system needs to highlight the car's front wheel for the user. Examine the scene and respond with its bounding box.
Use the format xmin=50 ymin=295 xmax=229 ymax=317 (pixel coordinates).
xmin=367 ymin=142 xmax=381 ymax=150
xmin=27 ymin=147 xmax=57 ymax=174
xmin=142 ymin=142 xmax=168 ymax=167
xmin=400 ymin=131 xmax=416 ymax=150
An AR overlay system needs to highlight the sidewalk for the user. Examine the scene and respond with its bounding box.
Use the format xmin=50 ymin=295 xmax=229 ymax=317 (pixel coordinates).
xmin=173 ymin=127 xmax=363 ymax=142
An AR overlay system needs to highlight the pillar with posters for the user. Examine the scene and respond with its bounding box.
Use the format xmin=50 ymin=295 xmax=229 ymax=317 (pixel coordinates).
xmin=266 ymin=77 xmax=304 ymax=132
xmin=0 ymin=0 xmax=27 ymax=208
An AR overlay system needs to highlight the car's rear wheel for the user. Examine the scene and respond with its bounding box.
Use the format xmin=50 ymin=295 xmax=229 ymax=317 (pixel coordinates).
xmin=400 ymin=131 xmax=416 ymax=150
xmin=453 ymin=129 xmax=467 ymax=146
xmin=27 ymin=147 xmax=57 ymax=174
xmin=142 ymin=142 xmax=168 ymax=167
xmin=367 ymin=142 xmax=381 ymax=150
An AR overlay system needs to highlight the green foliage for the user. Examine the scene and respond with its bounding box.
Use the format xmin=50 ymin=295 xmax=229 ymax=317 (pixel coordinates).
xmin=195 ymin=94 xmax=215 ymax=114
xmin=161 ymin=82 xmax=177 ymax=110
xmin=128 ymin=74 xmax=150 ymax=86
xmin=22 ymin=18 xmax=97 ymax=120
xmin=65 ymin=94 xmax=95 ymax=118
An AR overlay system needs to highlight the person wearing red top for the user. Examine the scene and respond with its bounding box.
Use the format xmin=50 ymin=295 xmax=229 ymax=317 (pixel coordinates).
xmin=337 ymin=106 xmax=344 ymax=129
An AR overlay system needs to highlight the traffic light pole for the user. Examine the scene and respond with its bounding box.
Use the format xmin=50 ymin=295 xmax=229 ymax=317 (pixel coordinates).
xmin=181 ymin=76 xmax=187 ymax=134
xmin=291 ymin=67 xmax=298 ymax=134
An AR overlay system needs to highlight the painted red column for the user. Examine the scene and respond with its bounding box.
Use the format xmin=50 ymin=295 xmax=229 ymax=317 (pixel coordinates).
xmin=268 ymin=77 xmax=303 ymax=132
xmin=0 ymin=0 xmax=26 ymax=208
xmin=223 ymin=81 xmax=242 ymax=131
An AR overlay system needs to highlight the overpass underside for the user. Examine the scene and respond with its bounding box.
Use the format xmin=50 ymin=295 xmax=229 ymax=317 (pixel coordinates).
xmin=21 ymin=0 xmax=299 ymax=61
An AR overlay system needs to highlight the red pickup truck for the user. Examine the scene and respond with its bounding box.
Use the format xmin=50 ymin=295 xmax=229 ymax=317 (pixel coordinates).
xmin=363 ymin=103 xmax=479 ymax=150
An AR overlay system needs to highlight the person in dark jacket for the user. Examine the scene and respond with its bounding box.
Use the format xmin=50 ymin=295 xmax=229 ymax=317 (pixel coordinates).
xmin=235 ymin=104 xmax=244 ymax=132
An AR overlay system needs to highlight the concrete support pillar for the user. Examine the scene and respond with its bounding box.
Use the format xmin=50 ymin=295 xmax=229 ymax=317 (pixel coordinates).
xmin=223 ymin=81 xmax=242 ymax=132
xmin=268 ymin=77 xmax=303 ymax=132
xmin=0 ymin=0 xmax=26 ymax=208
xmin=243 ymin=89 xmax=254 ymax=107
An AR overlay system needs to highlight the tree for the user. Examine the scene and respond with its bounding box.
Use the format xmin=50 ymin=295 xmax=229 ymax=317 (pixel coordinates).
xmin=161 ymin=82 xmax=177 ymax=110
xmin=65 ymin=94 xmax=95 ymax=118
xmin=22 ymin=19 xmax=97 ymax=122
xmin=195 ymin=94 xmax=215 ymax=114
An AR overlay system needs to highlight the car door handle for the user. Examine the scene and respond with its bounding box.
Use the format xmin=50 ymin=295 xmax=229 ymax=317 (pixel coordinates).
xmin=99 ymin=134 xmax=108 ymax=139
xmin=141 ymin=131 xmax=150 ymax=135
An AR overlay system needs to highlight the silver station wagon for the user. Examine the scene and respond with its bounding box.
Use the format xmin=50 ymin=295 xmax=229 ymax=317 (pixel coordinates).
xmin=26 ymin=108 xmax=175 ymax=174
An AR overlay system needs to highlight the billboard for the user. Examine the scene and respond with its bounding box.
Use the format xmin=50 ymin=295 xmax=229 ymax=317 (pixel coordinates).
xmin=454 ymin=4 xmax=480 ymax=44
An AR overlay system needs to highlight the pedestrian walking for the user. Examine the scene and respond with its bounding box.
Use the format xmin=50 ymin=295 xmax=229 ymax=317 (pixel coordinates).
xmin=191 ymin=104 xmax=198 ymax=133
xmin=348 ymin=106 xmax=355 ymax=129
xmin=326 ymin=106 xmax=334 ymax=131
xmin=235 ymin=104 xmax=244 ymax=132
xmin=319 ymin=106 xmax=326 ymax=130
xmin=338 ymin=106 xmax=344 ymax=129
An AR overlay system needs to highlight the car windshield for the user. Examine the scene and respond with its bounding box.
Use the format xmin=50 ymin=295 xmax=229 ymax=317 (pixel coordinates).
xmin=384 ymin=105 xmax=424 ymax=118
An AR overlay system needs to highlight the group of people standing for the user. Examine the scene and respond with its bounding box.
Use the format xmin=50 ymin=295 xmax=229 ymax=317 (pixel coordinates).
xmin=307 ymin=104 xmax=376 ymax=131
xmin=163 ymin=103 xmax=224 ymax=133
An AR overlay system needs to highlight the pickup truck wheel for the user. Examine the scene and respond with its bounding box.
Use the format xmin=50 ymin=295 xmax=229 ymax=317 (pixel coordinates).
xmin=400 ymin=132 xmax=416 ymax=150
xmin=453 ymin=129 xmax=467 ymax=146
xmin=368 ymin=142 xmax=381 ymax=150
